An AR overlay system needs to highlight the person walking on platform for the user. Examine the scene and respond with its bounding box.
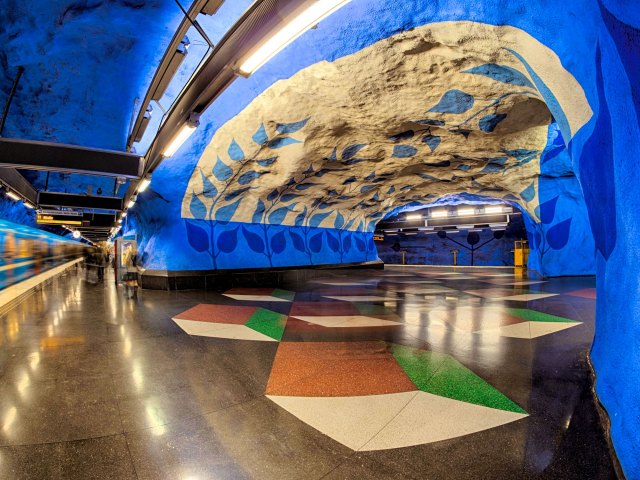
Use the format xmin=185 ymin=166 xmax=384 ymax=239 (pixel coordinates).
xmin=123 ymin=246 xmax=139 ymax=299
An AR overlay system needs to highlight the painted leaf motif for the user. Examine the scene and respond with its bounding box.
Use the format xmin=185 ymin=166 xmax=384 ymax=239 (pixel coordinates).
xmin=280 ymin=193 xmax=299 ymax=203
xmin=189 ymin=193 xmax=207 ymax=219
xmin=387 ymin=186 xmax=395 ymax=194
xmin=276 ymin=117 xmax=309 ymax=134
xmin=539 ymin=196 xmax=559 ymax=224
xmin=520 ymin=183 xmax=536 ymax=202
xmin=360 ymin=185 xmax=375 ymax=193
xmin=294 ymin=206 xmax=307 ymax=227
xmin=242 ymin=226 xmax=265 ymax=253
xmin=252 ymin=199 xmax=265 ymax=223
xmin=290 ymin=231 xmax=306 ymax=252
xmin=343 ymin=232 xmax=352 ymax=251
xmin=344 ymin=218 xmax=356 ymax=230
xmin=481 ymin=163 xmax=504 ymax=173
xmin=271 ymin=230 xmax=287 ymax=254
xmin=326 ymin=232 xmax=340 ymax=252
xmin=309 ymin=232 xmax=324 ymax=253
xmin=415 ymin=118 xmax=445 ymax=126
xmin=392 ymin=145 xmax=417 ymax=158
xmin=295 ymin=183 xmax=316 ymax=191
xmin=252 ymin=124 xmax=268 ymax=145
xmin=185 ymin=221 xmax=209 ymax=253
xmin=428 ymin=90 xmax=474 ymax=114
xmin=368 ymin=237 xmax=375 ymax=251
xmin=238 ymin=171 xmax=263 ymax=185
xmin=268 ymin=203 xmax=298 ymax=225
xmin=355 ymin=236 xmax=366 ymax=251
xmin=546 ymin=218 xmax=572 ymax=250
xmin=463 ymin=64 xmax=534 ymax=88
xmin=213 ymin=157 xmax=233 ymax=181
xmin=389 ymin=130 xmax=414 ymax=142
xmin=534 ymin=230 xmax=542 ymax=248
xmin=342 ymin=144 xmax=366 ymax=160
xmin=257 ymin=156 xmax=278 ymax=167
xmin=215 ymin=199 xmax=241 ymax=222
xmin=200 ymin=169 xmax=217 ymax=198
xmin=268 ymin=137 xmax=300 ymax=149
xmin=267 ymin=189 xmax=279 ymax=202
xmin=217 ymin=227 xmax=239 ymax=253
xmin=334 ymin=212 xmax=345 ymax=229
xmin=479 ymin=114 xmax=507 ymax=132
xmin=224 ymin=187 xmax=252 ymax=201
xmin=422 ymin=134 xmax=441 ymax=152
xmin=309 ymin=211 xmax=332 ymax=227
xmin=228 ymin=139 xmax=244 ymax=161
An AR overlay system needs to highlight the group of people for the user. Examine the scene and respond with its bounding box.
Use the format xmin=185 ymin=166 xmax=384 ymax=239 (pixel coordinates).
xmin=84 ymin=245 xmax=140 ymax=299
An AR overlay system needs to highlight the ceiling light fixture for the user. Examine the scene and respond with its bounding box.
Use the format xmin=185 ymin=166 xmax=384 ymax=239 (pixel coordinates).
xmin=406 ymin=213 xmax=423 ymax=221
xmin=137 ymin=176 xmax=152 ymax=193
xmin=23 ymin=202 xmax=34 ymax=209
xmin=457 ymin=208 xmax=475 ymax=216
xmin=430 ymin=210 xmax=448 ymax=218
xmin=484 ymin=205 xmax=504 ymax=214
xmin=162 ymin=114 xmax=200 ymax=157
xmin=5 ymin=191 xmax=20 ymax=201
xmin=72 ymin=230 xmax=81 ymax=239
xmin=238 ymin=0 xmax=352 ymax=76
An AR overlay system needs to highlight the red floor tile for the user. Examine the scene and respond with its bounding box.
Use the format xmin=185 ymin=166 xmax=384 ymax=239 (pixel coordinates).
xmin=265 ymin=341 xmax=416 ymax=397
xmin=173 ymin=304 xmax=257 ymax=324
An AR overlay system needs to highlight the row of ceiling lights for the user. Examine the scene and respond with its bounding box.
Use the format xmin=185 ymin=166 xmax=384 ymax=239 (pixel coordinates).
xmin=159 ymin=0 xmax=353 ymax=159
xmin=112 ymin=0 xmax=353 ymax=242
xmin=404 ymin=205 xmax=510 ymax=221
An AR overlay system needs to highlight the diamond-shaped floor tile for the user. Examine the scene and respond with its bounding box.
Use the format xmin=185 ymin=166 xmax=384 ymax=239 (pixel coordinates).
xmin=392 ymin=344 xmax=525 ymax=414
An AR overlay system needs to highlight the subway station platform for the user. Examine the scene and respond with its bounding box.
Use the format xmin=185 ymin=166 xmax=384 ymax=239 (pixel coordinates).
xmin=0 ymin=265 xmax=615 ymax=479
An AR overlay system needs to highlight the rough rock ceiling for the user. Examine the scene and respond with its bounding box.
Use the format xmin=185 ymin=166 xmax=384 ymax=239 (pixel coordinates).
xmin=182 ymin=22 xmax=591 ymax=232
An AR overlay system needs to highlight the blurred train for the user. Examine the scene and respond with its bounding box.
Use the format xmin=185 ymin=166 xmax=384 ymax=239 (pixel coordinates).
xmin=0 ymin=218 xmax=89 ymax=290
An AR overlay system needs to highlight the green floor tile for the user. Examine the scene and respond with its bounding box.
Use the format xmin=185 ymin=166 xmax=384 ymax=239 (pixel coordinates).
xmin=272 ymin=289 xmax=295 ymax=301
xmin=392 ymin=344 xmax=526 ymax=414
xmin=356 ymin=304 xmax=395 ymax=316
xmin=392 ymin=345 xmax=449 ymax=391
xmin=508 ymin=308 xmax=578 ymax=323
xmin=245 ymin=308 xmax=288 ymax=341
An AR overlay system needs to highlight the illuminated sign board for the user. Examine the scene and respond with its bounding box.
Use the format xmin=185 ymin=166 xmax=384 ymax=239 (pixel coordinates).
xmin=36 ymin=214 xmax=83 ymax=226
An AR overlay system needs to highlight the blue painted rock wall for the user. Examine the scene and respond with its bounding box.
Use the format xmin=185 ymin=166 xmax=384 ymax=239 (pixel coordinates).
xmin=129 ymin=2 xmax=636 ymax=474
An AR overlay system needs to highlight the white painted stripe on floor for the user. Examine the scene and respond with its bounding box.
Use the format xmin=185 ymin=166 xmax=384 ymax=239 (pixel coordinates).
xmin=361 ymin=392 xmax=528 ymax=451
xmin=291 ymin=315 xmax=402 ymax=328
xmin=267 ymin=392 xmax=418 ymax=450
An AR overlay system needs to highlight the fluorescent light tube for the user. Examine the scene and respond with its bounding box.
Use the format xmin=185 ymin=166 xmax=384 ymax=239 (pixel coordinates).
xmin=23 ymin=202 xmax=34 ymax=209
xmin=457 ymin=208 xmax=475 ymax=216
xmin=163 ymin=121 xmax=198 ymax=157
xmin=430 ymin=210 xmax=448 ymax=218
xmin=406 ymin=213 xmax=422 ymax=221
xmin=127 ymin=199 xmax=135 ymax=209
xmin=5 ymin=191 xmax=19 ymax=201
xmin=484 ymin=206 xmax=504 ymax=214
xmin=238 ymin=0 xmax=351 ymax=75
xmin=138 ymin=177 xmax=151 ymax=193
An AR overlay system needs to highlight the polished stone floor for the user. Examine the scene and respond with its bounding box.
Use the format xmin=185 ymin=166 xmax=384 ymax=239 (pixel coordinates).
xmin=0 ymin=265 xmax=616 ymax=479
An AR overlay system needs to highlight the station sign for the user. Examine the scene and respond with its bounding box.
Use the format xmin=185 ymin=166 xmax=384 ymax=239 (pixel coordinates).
xmin=36 ymin=210 xmax=83 ymax=226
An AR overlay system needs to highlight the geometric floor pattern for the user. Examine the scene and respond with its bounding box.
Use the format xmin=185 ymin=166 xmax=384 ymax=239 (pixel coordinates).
xmin=170 ymin=270 xmax=592 ymax=450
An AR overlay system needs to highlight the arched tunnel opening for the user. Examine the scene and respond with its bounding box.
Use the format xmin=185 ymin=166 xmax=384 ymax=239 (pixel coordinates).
xmin=374 ymin=198 xmax=530 ymax=268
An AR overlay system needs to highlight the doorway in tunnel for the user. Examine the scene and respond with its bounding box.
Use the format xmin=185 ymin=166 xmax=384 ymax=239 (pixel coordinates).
xmin=375 ymin=200 xmax=529 ymax=267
